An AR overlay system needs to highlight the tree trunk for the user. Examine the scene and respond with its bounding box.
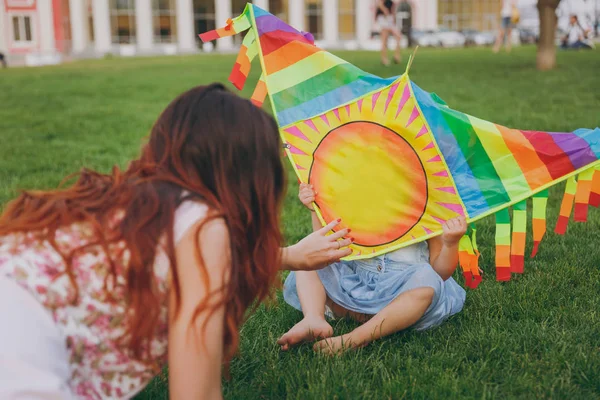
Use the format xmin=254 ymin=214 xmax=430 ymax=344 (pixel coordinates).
xmin=536 ymin=0 xmax=561 ymax=71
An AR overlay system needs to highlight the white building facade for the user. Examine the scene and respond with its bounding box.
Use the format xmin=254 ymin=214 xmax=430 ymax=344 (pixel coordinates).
xmin=0 ymin=0 xmax=438 ymax=65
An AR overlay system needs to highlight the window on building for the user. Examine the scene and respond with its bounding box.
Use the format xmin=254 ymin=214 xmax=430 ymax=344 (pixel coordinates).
xmin=24 ymin=15 xmax=32 ymax=40
xmin=57 ymin=0 xmax=72 ymax=53
xmin=483 ymin=13 xmax=497 ymax=31
xmin=11 ymin=15 xmax=33 ymax=43
xmin=193 ymin=0 xmax=215 ymax=47
xmin=232 ymin=0 xmax=247 ymax=15
xmin=269 ymin=0 xmax=288 ymax=22
xmin=87 ymin=0 xmax=95 ymax=41
xmin=306 ymin=0 xmax=323 ymax=39
xmin=480 ymin=0 xmax=500 ymax=31
xmin=110 ymin=0 xmax=136 ymax=44
xmin=397 ymin=1 xmax=412 ymax=36
xmin=438 ymin=0 xmax=500 ymax=31
xmin=339 ymin=0 xmax=356 ymax=40
xmin=12 ymin=17 xmax=20 ymax=41
xmin=153 ymin=0 xmax=177 ymax=43
xmin=231 ymin=0 xmax=250 ymax=45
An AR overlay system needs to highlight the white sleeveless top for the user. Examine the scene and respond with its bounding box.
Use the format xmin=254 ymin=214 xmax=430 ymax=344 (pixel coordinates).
xmin=0 ymin=200 xmax=207 ymax=399
xmin=501 ymin=0 xmax=514 ymax=18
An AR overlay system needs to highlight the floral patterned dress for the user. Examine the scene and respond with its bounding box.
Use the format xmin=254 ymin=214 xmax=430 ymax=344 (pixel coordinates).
xmin=0 ymin=201 xmax=207 ymax=399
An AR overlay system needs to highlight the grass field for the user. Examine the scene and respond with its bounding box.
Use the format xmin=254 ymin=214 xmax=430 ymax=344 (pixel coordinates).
xmin=1 ymin=47 xmax=600 ymax=399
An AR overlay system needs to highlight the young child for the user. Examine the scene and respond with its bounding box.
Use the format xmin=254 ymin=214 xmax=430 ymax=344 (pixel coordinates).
xmin=278 ymin=183 xmax=467 ymax=354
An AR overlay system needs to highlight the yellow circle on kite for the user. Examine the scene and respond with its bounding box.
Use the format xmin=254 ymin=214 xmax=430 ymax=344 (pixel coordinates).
xmin=310 ymin=122 xmax=427 ymax=247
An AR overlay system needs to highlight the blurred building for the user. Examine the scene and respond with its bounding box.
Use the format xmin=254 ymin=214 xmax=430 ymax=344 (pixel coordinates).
xmin=0 ymin=0 xmax=438 ymax=66
xmin=438 ymin=0 xmax=600 ymax=33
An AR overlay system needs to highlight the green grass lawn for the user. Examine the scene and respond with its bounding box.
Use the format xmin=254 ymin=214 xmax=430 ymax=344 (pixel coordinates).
xmin=1 ymin=47 xmax=600 ymax=399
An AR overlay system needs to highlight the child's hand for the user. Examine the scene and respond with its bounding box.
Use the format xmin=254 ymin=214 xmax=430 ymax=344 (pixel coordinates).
xmin=298 ymin=183 xmax=316 ymax=211
xmin=441 ymin=216 xmax=467 ymax=246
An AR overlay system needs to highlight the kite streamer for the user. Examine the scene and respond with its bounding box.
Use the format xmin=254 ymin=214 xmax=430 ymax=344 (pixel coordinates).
xmin=510 ymin=200 xmax=527 ymax=274
xmin=201 ymin=4 xmax=600 ymax=288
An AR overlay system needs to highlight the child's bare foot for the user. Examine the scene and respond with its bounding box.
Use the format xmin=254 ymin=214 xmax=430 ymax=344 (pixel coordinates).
xmin=277 ymin=317 xmax=333 ymax=351
xmin=313 ymin=333 xmax=367 ymax=355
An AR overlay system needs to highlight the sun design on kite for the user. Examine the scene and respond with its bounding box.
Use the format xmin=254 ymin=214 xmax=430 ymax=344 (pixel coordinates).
xmin=281 ymin=76 xmax=466 ymax=258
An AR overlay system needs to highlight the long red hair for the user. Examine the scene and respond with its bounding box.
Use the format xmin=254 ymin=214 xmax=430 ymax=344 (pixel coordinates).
xmin=0 ymin=83 xmax=286 ymax=367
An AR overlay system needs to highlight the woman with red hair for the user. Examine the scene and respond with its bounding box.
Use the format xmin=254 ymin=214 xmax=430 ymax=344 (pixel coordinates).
xmin=0 ymin=83 xmax=350 ymax=399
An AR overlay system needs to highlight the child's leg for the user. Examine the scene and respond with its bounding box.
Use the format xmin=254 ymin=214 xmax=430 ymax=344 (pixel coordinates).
xmin=326 ymin=297 xmax=371 ymax=323
xmin=314 ymin=287 xmax=434 ymax=354
xmin=278 ymin=271 xmax=333 ymax=350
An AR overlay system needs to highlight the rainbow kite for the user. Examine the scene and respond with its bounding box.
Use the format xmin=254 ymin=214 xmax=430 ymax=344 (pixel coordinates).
xmin=200 ymin=4 xmax=600 ymax=288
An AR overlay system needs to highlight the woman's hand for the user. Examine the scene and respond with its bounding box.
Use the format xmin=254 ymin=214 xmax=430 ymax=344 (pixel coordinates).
xmin=440 ymin=216 xmax=467 ymax=247
xmin=298 ymin=183 xmax=316 ymax=211
xmin=282 ymin=219 xmax=353 ymax=271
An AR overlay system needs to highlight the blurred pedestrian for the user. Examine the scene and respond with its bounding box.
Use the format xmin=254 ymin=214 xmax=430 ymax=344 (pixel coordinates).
xmin=561 ymin=14 xmax=593 ymax=50
xmin=493 ymin=0 xmax=519 ymax=53
xmin=0 ymin=53 xmax=6 ymax=68
xmin=376 ymin=0 xmax=402 ymax=66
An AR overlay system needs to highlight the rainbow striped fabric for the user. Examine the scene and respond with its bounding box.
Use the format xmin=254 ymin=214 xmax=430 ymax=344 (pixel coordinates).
xmin=201 ymin=4 xmax=600 ymax=289
xmin=199 ymin=4 xmax=397 ymax=125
